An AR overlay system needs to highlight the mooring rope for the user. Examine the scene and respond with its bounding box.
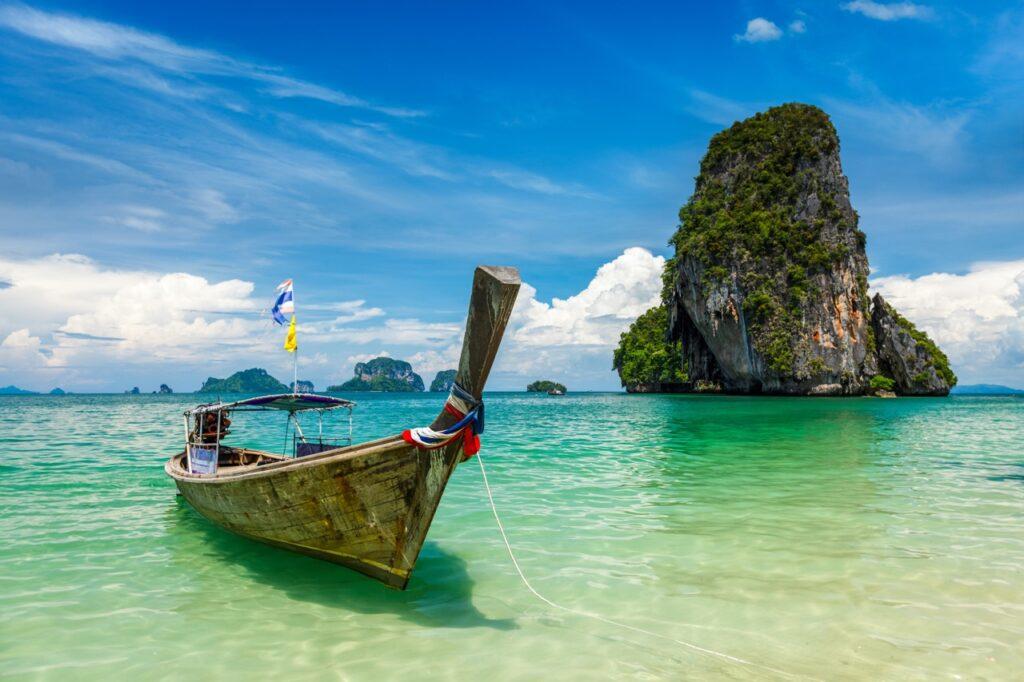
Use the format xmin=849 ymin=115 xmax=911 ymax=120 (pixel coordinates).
xmin=475 ymin=452 xmax=798 ymax=679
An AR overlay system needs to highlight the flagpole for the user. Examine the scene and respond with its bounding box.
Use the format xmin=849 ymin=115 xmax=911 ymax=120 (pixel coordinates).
xmin=293 ymin=347 xmax=298 ymax=394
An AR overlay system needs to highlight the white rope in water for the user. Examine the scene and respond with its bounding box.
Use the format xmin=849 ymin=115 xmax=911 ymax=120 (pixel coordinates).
xmin=475 ymin=452 xmax=797 ymax=679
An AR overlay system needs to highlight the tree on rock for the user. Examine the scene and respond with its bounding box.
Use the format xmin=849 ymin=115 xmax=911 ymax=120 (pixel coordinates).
xmin=613 ymin=305 xmax=688 ymax=392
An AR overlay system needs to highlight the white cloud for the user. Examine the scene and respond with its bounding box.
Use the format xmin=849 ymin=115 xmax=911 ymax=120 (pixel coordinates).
xmin=0 ymin=253 xmax=268 ymax=383
xmin=105 ymin=205 xmax=165 ymax=233
xmin=871 ymin=259 xmax=1024 ymax=385
xmin=789 ymin=20 xmax=807 ymax=34
xmin=734 ymin=18 xmax=783 ymax=43
xmin=318 ymin=318 xmax=462 ymax=346
xmin=409 ymin=345 xmax=461 ymax=383
xmin=842 ymin=1 xmax=933 ymax=21
xmin=190 ymin=189 xmax=239 ymax=224
xmin=492 ymin=247 xmax=664 ymax=385
xmin=483 ymin=168 xmax=588 ymax=197
xmin=0 ymin=328 xmax=49 ymax=372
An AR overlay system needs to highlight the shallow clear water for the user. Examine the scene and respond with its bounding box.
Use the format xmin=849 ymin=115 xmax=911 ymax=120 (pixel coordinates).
xmin=1 ymin=393 xmax=1022 ymax=679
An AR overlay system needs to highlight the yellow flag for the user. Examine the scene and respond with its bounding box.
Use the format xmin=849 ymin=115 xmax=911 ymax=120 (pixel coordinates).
xmin=284 ymin=315 xmax=297 ymax=352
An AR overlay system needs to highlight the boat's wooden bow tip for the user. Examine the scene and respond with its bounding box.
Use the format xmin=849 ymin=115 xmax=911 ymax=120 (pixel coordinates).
xmin=477 ymin=265 xmax=521 ymax=285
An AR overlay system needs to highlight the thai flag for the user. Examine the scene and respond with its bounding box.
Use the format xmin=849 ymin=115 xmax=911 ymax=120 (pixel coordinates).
xmin=271 ymin=279 xmax=294 ymax=325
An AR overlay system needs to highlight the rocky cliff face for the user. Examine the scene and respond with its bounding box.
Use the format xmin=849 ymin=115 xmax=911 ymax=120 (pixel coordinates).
xmin=666 ymin=103 xmax=895 ymax=395
xmin=871 ymin=294 xmax=955 ymax=395
xmin=429 ymin=369 xmax=457 ymax=392
xmin=328 ymin=357 xmax=425 ymax=392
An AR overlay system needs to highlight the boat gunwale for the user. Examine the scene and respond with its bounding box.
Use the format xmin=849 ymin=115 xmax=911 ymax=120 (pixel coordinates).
xmin=165 ymin=433 xmax=410 ymax=485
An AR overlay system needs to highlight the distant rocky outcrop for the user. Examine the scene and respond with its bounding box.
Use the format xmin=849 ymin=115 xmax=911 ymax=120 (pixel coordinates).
xmin=429 ymin=369 xmax=457 ymax=392
xmin=952 ymin=384 xmax=1024 ymax=395
xmin=198 ymin=368 xmax=289 ymax=394
xmin=49 ymin=388 xmax=66 ymax=396
xmin=294 ymin=380 xmax=314 ymax=393
xmin=871 ymin=294 xmax=955 ymax=395
xmin=0 ymin=385 xmax=36 ymax=395
xmin=527 ymin=380 xmax=567 ymax=393
xmin=328 ymin=357 xmax=424 ymax=392
xmin=158 ymin=384 xmax=173 ymax=394
xmin=126 ymin=387 xmax=141 ymax=395
xmin=656 ymin=103 xmax=954 ymax=396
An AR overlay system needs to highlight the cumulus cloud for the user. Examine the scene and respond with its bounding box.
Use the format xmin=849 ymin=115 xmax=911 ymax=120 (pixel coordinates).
xmin=734 ymin=18 xmax=783 ymax=43
xmin=409 ymin=345 xmax=462 ymax=383
xmin=842 ymin=1 xmax=933 ymax=21
xmin=0 ymin=253 xmax=271 ymax=386
xmin=871 ymin=259 xmax=1024 ymax=385
xmin=492 ymin=247 xmax=664 ymax=385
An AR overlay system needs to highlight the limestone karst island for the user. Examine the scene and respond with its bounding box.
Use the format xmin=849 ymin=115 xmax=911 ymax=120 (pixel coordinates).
xmin=615 ymin=104 xmax=954 ymax=397
xmin=4 ymin=5 xmax=1022 ymax=679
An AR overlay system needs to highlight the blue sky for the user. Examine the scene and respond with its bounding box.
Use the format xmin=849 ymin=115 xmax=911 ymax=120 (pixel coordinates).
xmin=0 ymin=1 xmax=1022 ymax=391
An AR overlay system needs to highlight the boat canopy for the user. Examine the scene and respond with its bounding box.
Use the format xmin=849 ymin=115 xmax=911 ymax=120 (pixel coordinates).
xmin=187 ymin=393 xmax=355 ymax=416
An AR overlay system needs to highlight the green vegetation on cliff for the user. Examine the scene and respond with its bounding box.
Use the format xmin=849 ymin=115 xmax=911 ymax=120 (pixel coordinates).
xmin=883 ymin=301 xmax=957 ymax=388
xmin=429 ymin=369 xmax=457 ymax=392
xmin=327 ymin=356 xmax=425 ymax=392
xmin=198 ymin=368 xmax=289 ymax=394
xmin=613 ymin=305 xmax=688 ymax=389
xmin=330 ymin=376 xmax=420 ymax=392
xmin=527 ymin=380 xmax=566 ymax=393
xmin=667 ymin=103 xmax=868 ymax=374
xmin=869 ymin=375 xmax=896 ymax=392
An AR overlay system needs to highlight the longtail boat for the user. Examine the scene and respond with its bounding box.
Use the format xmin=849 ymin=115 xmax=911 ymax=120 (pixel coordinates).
xmin=165 ymin=266 xmax=520 ymax=589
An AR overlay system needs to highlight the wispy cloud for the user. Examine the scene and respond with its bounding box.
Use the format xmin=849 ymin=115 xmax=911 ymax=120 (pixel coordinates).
xmin=734 ymin=18 xmax=783 ymax=43
xmin=685 ymin=90 xmax=761 ymax=126
xmin=974 ymin=6 xmax=1024 ymax=75
xmin=0 ymin=4 xmax=423 ymax=117
xmin=841 ymin=1 xmax=934 ymax=22
xmin=824 ymin=95 xmax=970 ymax=166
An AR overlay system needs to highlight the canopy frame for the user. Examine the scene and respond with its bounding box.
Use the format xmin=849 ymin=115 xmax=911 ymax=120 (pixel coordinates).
xmin=184 ymin=393 xmax=356 ymax=474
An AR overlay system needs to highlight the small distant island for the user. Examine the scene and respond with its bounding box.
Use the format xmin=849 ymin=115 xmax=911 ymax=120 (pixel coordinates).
xmin=615 ymin=103 xmax=956 ymax=397
xmin=49 ymin=388 xmax=66 ymax=396
xmin=199 ymin=368 xmax=289 ymax=394
xmin=0 ymin=385 xmax=37 ymax=395
xmin=952 ymin=384 xmax=1024 ymax=396
xmin=430 ymin=369 xmax=457 ymax=392
xmin=126 ymin=387 xmax=141 ymax=395
xmin=328 ymin=357 xmax=424 ymax=392
xmin=294 ymin=380 xmax=314 ymax=393
xmin=527 ymin=380 xmax=567 ymax=394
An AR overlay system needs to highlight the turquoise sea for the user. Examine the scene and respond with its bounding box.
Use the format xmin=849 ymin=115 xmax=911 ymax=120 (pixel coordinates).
xmin=1 ymin=392 xmax=1022 ymax=679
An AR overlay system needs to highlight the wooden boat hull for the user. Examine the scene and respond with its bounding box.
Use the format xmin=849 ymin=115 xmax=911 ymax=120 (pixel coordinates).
xmin=166 ymin=435 xmax=464 ymax=588
xmin=165 ymin=266 xmax=520 ymax=589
